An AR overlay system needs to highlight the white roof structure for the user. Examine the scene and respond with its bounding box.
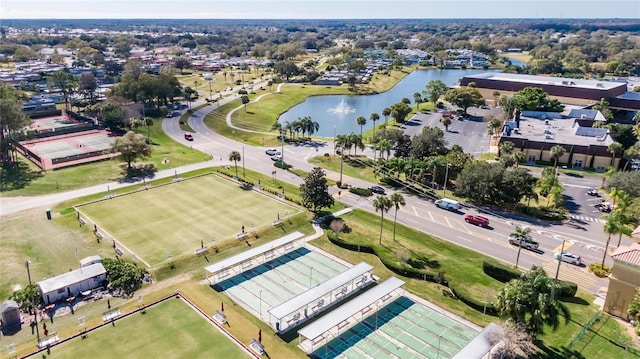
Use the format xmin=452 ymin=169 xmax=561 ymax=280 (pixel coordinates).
xmin=269 ymin=262 xmax=374 ymax=320
xmin=79 ymin=255 xmax=102 ymax=267
xmin=37 ymin=263 xmax=106 ymax=294
xmin=204 ymin=231 xmax=304 ymax=278
xmin=465 ymin=72 xmax=625 ymax=91
xmin=298 ymin=277 xmax=404 ymax=342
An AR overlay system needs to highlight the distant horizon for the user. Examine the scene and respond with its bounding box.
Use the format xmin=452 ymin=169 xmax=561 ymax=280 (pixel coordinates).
xmin=2 ymin=1 xmax=639 ymax=20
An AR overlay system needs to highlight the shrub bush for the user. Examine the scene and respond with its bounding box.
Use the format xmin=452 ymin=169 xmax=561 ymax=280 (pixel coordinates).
xmin=555 ymin=280 xmax=578 ymax=298
xmin=482 ymin=260 xmax=521 ymax=283
xmin=349 ymin=187 xmax=372 ymax=196
xmin=588 ymin=263 xmax=611 ymax=278
xmin=274 ymin=161 xmax=292 ymax=169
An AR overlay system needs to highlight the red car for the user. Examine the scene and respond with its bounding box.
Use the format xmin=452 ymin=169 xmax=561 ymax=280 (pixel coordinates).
xmin=464 ymin=214 xmax=489 ymax=227
xmin=184 ymin=133 xmax=194 ymax=141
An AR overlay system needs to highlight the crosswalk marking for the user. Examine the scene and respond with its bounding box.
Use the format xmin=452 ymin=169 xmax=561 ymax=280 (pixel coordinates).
xmin=570 ymin=214 xmax=602 ymax=223
xmin=541 ymin=261 xmax=599 ymax=292
xmin=553 ymin=241 xmax=573 ymax=254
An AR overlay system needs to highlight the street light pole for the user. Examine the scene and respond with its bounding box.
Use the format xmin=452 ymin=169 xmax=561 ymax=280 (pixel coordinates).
xmin=442 ymin=163 xmax=450 ymax=197
xmin=208 ymin=80 xmax=212 ymax=102
xmin=551 ymin=239 xmax=566 ymax=303
xmin=333 ymin=126 xmax=336 ymax=155
xmin=26 ymin=260 xmax=40 ymax=343
xmin=242 ymin=146 xmax=245 ymax=177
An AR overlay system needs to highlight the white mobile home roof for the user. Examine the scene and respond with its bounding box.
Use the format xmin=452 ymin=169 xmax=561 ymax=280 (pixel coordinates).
xmin=37 ymin=263 xmax=106 ymax=294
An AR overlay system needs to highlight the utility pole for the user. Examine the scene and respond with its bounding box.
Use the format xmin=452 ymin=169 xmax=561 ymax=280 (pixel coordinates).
xmin=442 ymin=163 xmax=450 ymax=197
xmin=26 ymin=260 xmax=40 ymax=343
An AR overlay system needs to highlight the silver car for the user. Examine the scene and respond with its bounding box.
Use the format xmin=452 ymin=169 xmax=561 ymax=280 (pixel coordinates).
xmin=555 ymin=252 xmax=582 ymax=266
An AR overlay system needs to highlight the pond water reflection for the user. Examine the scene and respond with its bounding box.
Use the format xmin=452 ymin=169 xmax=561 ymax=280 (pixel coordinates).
xmin=278 ymin=68 xmax=497 ymax=137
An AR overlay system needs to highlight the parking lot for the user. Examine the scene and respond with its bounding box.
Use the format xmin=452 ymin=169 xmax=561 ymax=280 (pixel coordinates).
xmin=404 ymin=106 xmax=499 ymax=157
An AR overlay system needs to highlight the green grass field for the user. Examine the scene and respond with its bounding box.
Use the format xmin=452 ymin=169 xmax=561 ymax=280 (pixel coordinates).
xmin=32 ymin=297 xmax=251 ymax=359
xmin=78 ymin=174 xmax=300 ymax=266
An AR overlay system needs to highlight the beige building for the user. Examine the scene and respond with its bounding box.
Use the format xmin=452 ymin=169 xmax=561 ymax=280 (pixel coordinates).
xmin=498 ymin=110 xmax=621 ymax=171
xmin=603 ymin=242 xmax=640 ymax=320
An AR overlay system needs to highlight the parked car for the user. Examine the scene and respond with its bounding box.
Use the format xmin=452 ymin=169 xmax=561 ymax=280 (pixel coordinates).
xmin=166 ymin=112 xmax=173 ymax=118
xmin=508 ymin=236 xmax=539 ymax=250
xmin=555 ymin=252 xmax=581 ymax=265
xmin=184 ymin=133 xmax=193 ymax=141
xmin=443 ymin=112 xmax=454 ymax=119
xmin=464 ymin=215 xmax=489 ymax=227
xmin=265 ymin=148 xmax=280 ymax=156
xmin=368 ymin=186 xmax=386 ymax=195
xmin=271 ymin=155 xmax=283 ymax=162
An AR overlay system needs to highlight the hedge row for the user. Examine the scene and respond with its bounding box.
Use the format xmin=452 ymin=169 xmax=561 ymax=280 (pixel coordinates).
xmin=349 ymin=187 xmax=372 ymax=197
xmin=482 ymin=260 xmax=522 ymax=283
xmin=449 ymin=283 xmax=498 ymax=316
xmin=482 ymin=260 xmax=577 ymax=298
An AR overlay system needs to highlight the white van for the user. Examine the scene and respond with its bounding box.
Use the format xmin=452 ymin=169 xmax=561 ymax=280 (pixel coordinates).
xmin=434 ymin=198 xmax=461 ymax=211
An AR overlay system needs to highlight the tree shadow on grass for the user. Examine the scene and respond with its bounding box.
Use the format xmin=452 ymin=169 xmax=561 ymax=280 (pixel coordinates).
xmin=559 ymin=296 xmax=590 ymax=305
xmin=0 ymin=161 xmax=43 ymax=191
xmin=533 ymin=340 xmax=586 ymax=359
xmin=408 ymin=254 xmax=441 ymax=269
xmin=118 ymin=163 xmax=157 ymax=182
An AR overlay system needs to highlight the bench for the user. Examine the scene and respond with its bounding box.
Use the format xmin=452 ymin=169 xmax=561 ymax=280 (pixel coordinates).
xmin=114 ymin=247 xmax=123 ymax=256
xmin=194 ymin=247 xmax=208 ymax=255
xmin=272 ymin=220 xmax=283 ymax=227
xmin=79 ymin=218 xmax=86 ymax=225
xmin=236 ymin=232 xmax=247 ymax=240
xmin=95 ymin=231 xmax=104 ymax=239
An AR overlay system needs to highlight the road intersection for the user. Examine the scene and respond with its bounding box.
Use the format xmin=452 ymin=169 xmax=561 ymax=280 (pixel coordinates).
xmin=2 ymin=84 xmax=627 ymax=296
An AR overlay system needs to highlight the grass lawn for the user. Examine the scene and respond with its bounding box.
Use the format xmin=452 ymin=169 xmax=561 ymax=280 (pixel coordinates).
xmin=309 ymin=210 xmax=639 ymax=358
xmin=204 ymin=67 xmax=417 ymax=147
xmin=0 ymin=119 xmax=211 ymax=197
xmin=78 ymin=174 xmax=301 ymax=266
xmin=30 ymin=297 xmax=251 ymax=359
xmin=308 ymin=154 xmax=378 ymax=185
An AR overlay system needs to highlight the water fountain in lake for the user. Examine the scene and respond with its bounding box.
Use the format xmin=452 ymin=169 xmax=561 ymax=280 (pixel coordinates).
xmin=327 ymin=98 xmax=356 ymax=115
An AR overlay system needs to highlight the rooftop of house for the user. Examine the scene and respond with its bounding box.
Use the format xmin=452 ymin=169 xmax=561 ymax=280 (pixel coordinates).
xmin=502 ymin=113 xmax=613 ymax=146
xmin=611 ymin=242 xmax=640 ymax=267
xmin=464 ymin=72 xmax=626 ymax=91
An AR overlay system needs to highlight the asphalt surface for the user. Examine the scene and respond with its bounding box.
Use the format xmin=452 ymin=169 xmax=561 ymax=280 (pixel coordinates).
xmin=2 ymin=86 xmax=629 ymax=297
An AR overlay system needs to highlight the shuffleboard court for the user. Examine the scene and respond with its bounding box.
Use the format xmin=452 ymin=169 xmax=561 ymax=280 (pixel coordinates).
xmin=79 ymin=175 xmax=301 ymax=266
xmin=26 ymin=297 xmax=252 ymax=359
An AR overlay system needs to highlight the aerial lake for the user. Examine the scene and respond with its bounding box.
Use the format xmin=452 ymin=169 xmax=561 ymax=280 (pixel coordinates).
xmin=278 ymin=68 xmax=497 ymax=137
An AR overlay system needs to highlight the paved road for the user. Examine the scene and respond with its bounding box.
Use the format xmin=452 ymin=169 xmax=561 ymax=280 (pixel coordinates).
xmin=2 ymin=86 xmax=628 ymax=296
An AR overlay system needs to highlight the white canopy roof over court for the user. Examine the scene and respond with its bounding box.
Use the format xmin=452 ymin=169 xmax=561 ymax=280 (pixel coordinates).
xmin=298 ymin=277 xmax=405 ymax=353
xmin=204 ymin=231 xmax=305 ymax=283
xmin=267 ymin=262 xmax=374 ymax=333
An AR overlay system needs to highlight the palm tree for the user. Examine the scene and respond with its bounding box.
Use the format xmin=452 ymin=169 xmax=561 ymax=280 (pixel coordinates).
xmin=550 ymin=145 xmax=565 ymax=168
xmin=356 ymin=116 xmax=367 ymax=137
xmin=492 ymin=90 xmax=500 ymax=107
xmin=607 ymin=142 xmax=623 ymax=168
xmin=228 ymin=151 xmax=241 ymax=177
xmin=390 ymin=193 xmax=405 ymax=242
xmin=382 ymin=107 xmax=391 ymax=133
xmin=413 ymin=92 xmax=422 ymax=111
xmin=601 ymin=212 xmax=623 ymax=268
xmin=500 ymin=141 xmax=515 ymax=156
xmin=495 ymin=266 xmax=571 ymax=336
xmin=511 ymin=226 xmax=532 ymax=269
xmin=487 ymin=117 xmax=502 ymax=138
xmin=514 ymin=150 xmax=526 ymax=168
xmin=378 ymin=139 xmax=392 ymax=160
xmin=143 ymin=117 xmax=153 ymax=142
xmin=372 ymin=196 xmax=393 ymax=245
xmin=441 ymin=117 xmax=452 ymax=132
xmin=369 ymin=112 xmax=380 ymax=137
xmin=349 ymin=133 xmax=364 ymax=156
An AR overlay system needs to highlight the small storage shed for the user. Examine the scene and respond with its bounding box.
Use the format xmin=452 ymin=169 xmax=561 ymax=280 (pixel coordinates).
xmin=1 ymin=300 xmax=21 ymax=327
xmin=37 ymin=263 xmax=107 ymax=305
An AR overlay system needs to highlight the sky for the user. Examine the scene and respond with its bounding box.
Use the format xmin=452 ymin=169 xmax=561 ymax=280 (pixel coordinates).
xmin=1 ymin=0 xmax=639 ymax=20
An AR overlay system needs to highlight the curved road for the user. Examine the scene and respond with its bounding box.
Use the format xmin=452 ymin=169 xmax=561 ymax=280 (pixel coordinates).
xmin=2 ymin=83 xmax=628 ymax=295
